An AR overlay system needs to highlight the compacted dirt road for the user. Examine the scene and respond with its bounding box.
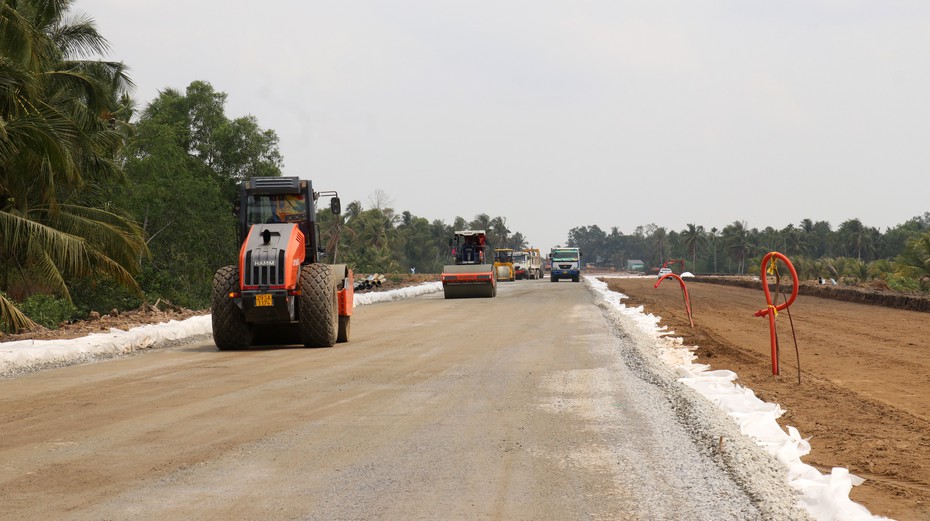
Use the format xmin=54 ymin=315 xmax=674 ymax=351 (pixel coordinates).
xmin=0 ymin=280 xmax=807 ymax=520
xmin=604 ymin=276 xmax=930 ymax=521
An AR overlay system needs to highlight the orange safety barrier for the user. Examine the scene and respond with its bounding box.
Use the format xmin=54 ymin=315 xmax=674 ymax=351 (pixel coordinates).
xmin=654 ymin=273 xmax=694 ymax=328
xmin=752 ymin=252 xmax=799 ymax=376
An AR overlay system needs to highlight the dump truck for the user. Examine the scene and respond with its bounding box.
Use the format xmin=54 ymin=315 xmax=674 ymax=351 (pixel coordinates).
xmin=512 ymin=249 xmax=542 ymax=280
xmin=512 ymin=250 xmax=529 ymax=280
xmin=494 ymin=248 xmax=515 ymax=281
xmin=441 ymin=230 xmax=497 ymax=298
xmin=550 ymin=247 xmax=581 ymax=282
xmin=210 ymin=176 xmax=354 ymax=350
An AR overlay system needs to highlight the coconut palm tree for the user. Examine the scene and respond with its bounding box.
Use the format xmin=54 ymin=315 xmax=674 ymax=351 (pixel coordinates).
xmin=838 ymin=218 xmax=875 ymax=260
xmin=0 ymin=0 xmax=146 ymax=331
xmin=868 ymin=259 xmax=892 ymax=281
xmin=722 ymin=221 xmax=752 ymax=273
xmin=644 ymin=224 xmax=668 ymax=267
xmin=895 ymin=231 xmax=930 ymax=286
xmin=488 ymin=216 xmax=510 ymax=248
xmin=680 ymin=223 xmax=705 ymax=273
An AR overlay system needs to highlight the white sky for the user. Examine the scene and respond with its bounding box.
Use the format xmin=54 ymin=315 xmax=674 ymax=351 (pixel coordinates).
xmin=77 ymin=0 xmax=930 ymax=252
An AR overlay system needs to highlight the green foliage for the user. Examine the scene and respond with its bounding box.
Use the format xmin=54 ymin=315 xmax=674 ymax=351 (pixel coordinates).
xmin=68 ymin=277 xmax=143 ymax=316
xmin=895 ymin=230 xmax=930 ymax=284
xmin=0 ymin=291 xmax=38 ymax=333
xmin=887 ymin=274 xmax=922 ymax=293
xmin=566 ymin=213 xmax=930 ymax=277
xmin=17 ymin=294 xmax=79 ymax=329
xmin=105 ymin=80 xmax=279 ymax=309
xmin=319 ymin=200 xmax=529 ymax=274
xmin=0 ymin=0 xmax=146 ymax=332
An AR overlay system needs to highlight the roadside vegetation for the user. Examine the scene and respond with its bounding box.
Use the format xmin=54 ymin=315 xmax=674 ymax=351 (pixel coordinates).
xmin=567 ymin=217 xmax=930 ymax=291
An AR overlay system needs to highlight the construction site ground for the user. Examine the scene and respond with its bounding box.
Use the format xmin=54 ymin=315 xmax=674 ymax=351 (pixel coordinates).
xmin=602 ymin=276 xmax=930 ymax=521
xmin=4 ymin=273 xmax=928 ymax=518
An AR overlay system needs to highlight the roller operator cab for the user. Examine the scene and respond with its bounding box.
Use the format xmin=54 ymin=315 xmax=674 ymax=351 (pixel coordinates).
xmin=211 ymin=176 xmax=354 ymax=350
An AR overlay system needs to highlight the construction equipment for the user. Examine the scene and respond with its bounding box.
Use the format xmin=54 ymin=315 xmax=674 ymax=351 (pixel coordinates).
xmin=657 ymin=259 xmax=686 ymax=278
xmin=550 ymin=247 xmax=581 ymax=282
xmin=494 ymin=248 xmax=515 ymax=282
xmin=441 ymin=230 xmax=497 ymax=299
xmin=512 ymin=250 xmax=529 ymax=280
xmin=210 ymin=176 xmax=354 ymax=350
xmin=511 ymin=248 xmax=542 ymax=280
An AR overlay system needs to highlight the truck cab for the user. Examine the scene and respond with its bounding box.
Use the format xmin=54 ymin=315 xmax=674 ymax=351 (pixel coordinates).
xmin=549 ymin=247 xmax=581 ymax=282
xmin=512 ymin=251 xmax=528 ymax=279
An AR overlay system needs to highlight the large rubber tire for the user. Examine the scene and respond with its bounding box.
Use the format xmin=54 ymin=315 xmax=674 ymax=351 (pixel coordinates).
xmin=573 ymin=275 xmax=580 ymax=283
xmin=550 ymin=274 xmax=557 ymax=282
xmin=211 ymin=265 xmax=253 ymax=350
xmin=338 ymin=315 xmax=350 ymax=343
xmin=299 ymin=264 xmax=338 ymax=347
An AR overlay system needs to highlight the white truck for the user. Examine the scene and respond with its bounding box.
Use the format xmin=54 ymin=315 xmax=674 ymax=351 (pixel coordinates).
xmin=512 ymin=248 xmax=543 ymax=280
xmin=549 ymin=247 xmax=581 ymax=282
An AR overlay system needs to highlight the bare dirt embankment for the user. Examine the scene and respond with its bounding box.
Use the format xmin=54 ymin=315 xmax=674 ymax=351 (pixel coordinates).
xmin=603 ymin=276 xmax=930 ymax=521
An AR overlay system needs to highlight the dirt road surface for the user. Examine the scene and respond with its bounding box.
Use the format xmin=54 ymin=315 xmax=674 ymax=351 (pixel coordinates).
xmin=604 ymin=276 xmax=930 ymax=521
xmin=0 ymin=280 xmax=807 ymax=520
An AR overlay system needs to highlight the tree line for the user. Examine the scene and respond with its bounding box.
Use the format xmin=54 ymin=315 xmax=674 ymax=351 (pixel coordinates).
xmin=566 ymin=216 xmax=930 ymax=290
xmin=316 ymin=199 xmax=528 ymax=275
xmin=0 ymin=0 xmax=530 ymax=332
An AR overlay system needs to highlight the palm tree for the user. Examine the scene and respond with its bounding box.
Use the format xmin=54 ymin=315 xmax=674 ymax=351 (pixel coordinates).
xmin=845 ymin=259 xmax=868 ymax=283
xmin=0 ymin=0 xmax=146 ymax=331
xmin=488 ymin=216 xmax=509 ymax=248
xmin=868 ymin=259 xmax=892 ymax=281
xmin=469 ymin=213 xmax=492 ymax=234
xmin=895 ymin=231 xmax=930 ymax=286
xmin=722 ymin=221 xmax=752 ymax=274
xmin=799 ymin=218 xmax=815 ymax=256
xmin=645 ymin=225 xmax=668 ymax=266
xmin=680 ymin=223 xmax=705 ymax=273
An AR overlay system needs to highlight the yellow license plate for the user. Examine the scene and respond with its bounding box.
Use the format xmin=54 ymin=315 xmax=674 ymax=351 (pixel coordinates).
xmin=255 ymin=294 xmax=273 ymax=307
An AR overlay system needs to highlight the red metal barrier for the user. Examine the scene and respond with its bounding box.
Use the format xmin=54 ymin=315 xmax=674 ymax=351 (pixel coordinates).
xmin=654 ymin=273 xmax=694 ymax=328
xmin=752 ymin=252 xmax=799 ymax=376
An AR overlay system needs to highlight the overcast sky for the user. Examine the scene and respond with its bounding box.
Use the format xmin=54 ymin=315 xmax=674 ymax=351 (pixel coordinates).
xmin=77 ymin=0 xmax=930 ymax=252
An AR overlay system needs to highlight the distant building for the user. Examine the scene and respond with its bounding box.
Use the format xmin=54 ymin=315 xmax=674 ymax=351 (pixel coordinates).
xmin=626 ymin=259 xmax=645 ymax=271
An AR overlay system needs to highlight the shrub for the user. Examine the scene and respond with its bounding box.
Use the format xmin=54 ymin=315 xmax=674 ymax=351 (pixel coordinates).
xmin=886 ymin=274 xmax=923 ymax=293
xmin=18 ymin=294 xmax=79 ymax=329
xmin=68 ymin=277 xmax=144 ymax=316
